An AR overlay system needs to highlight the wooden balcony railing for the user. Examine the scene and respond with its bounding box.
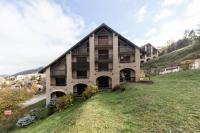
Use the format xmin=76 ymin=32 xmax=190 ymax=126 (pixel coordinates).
xmin=95 ymin=54 xmax=113 ymax=62
xmin=119 ymin=50 xmax=134 ymax=55
xmin=72 ymin=51 xmax=89 ymax=56
xmin=72 ymin=62 xmax=89 ymax=70
xmin=50 ymin=70 xmax=66 ymax=77
xmin=95 ymin=44 xmax=113 ymax=49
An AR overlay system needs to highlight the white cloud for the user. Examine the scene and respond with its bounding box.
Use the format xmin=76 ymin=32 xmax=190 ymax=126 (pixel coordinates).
xmin=162 ymin=0 xmax=184 ymax=7
xmin=155 ymin=9 xmax=173 ymax=21
xmin=145 ymin=28 xmax=157 ymax=37
xmin=136 ymin=6 xmax=147 ymax=22
xmin=187 ymin=0 xmax=200 ymax=18
xmin=0 ymin=0 xmax=85 ymax=74
xmin=135 ymin=0 xmax=200 ymax=48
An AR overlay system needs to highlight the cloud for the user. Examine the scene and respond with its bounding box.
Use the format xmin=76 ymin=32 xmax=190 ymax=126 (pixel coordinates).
xmin=134 ymin=0 xmax=200 ymax=48
xmin=155 ymin=9 xmax=173 ymax=21
xmin=0 ymin=0 xmax=85 ymax=74
xmin=162 ymin=0 xmax=184 ymax=7
xmin=187 ymin=0 xmax=200 ymax=18
xmin=145 ymin=28 xmax=157 ymax=37
xmin=136 ymin=6 xmax=147 ymax=22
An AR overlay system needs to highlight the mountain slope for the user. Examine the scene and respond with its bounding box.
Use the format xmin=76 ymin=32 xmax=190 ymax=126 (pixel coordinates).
xmin=13 ymin=67 xmax=43 ymax=76
xmin=11 ymin=70 xmax=200 ymax=133
xmin=144 ymin=39 xmax=200 ymax=69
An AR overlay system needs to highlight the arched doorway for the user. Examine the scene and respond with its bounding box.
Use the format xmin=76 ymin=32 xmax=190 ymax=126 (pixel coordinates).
xmin=147 ymin=58 xmax=151 ymax=62
xmin=51 ymin=91 xmax=66 ymax=99
xmin=96 ymin=76 xmax=112 ymax=89
xmin=120 ymin=68 xmax=135 ymax=82
xmin=73 ymin=84 xmax=87 ymax=96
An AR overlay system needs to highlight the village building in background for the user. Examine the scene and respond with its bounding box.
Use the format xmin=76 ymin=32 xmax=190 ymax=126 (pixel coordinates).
xmin=140 ymin=43 xmax=159 ymax=63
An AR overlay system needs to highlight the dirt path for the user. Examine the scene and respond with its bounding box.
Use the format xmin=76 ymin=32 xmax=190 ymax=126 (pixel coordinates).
xmin=20 ymin=94 xmax=46 ymax=108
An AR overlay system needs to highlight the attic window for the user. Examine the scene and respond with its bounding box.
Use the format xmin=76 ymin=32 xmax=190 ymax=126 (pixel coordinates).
xmin=98 ymin=35 xmax=108 ymax=45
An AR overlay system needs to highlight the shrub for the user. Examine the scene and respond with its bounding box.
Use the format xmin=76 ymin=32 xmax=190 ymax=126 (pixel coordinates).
xmin=112 ymin=84 xmax=126 ymax=92
xmin=29 ymin=108 xmax=48 ymax=120
xmin=56 ymin=95 xmax=74 ymax=112
xmin=0 ymin=88 xmax=32 ymax=114
xmin=16 ymin=115 xmax=35 ymax=127
xmin=46 ymin=97 xmax=56 ymax=115
xmin=112 ymin=84 xmax=121 ymax=92
xmin=82 ymin=89 xmax=92 ymax=100
xmin=82 ymin=84 xmax=98 ymax=100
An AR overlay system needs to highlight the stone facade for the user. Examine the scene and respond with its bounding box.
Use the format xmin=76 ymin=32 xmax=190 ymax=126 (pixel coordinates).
xmin=40 ymin=24 xmax=143 ymax=104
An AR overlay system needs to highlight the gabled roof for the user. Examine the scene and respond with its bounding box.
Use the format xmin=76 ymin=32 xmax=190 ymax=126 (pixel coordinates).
xmin=39 ymin=23 xmax=144 ymax=73
xmin=141 ymin=43 xmax=158 ymax=51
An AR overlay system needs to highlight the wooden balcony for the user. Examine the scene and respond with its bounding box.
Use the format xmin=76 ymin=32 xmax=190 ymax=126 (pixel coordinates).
xmin=119 ymin=50 xmax=134 ymax=55
xmin=95 ymin=44 xmax=113 ymax=49
xmin=50 ymin=70 xmax=66 ymax=77
xmin=95 ymin=54 xmax=113 ymax=63
xmin=72 ymin=52 xmax=89 ymax=56
xmin=72 ymin=62 xmax=89 ymax=70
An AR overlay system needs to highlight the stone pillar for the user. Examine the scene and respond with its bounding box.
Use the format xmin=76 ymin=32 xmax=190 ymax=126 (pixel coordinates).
xmin=144 ymin=46 xmax=147 ymax=62
xmin=112 ymin=33 xmax=120 ymax=87
xmin=151 ymin=45 xmax=153 ymax=59
xmin=89 ymin=33 xmax=96 ymax=84
xmin=45 ymin=67 xmax=51 ymax=105
xmin=135 ymin=48 xmax=141 ymax=81
xmin=66 ymin=52 xmax=73 ymax=93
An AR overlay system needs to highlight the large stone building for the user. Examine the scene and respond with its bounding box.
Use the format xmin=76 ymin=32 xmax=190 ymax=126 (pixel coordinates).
xmin=140 ymin=43 xmax=159 ymax=63
xmin=39 ymin=23 xmax=144 ymax=103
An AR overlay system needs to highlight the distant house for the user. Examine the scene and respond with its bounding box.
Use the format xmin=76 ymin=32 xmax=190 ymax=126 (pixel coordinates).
xmin=16 ymin=75 xmax=26 ymax=81
xmin=39 ymin=23 xmax=145 ymax=104
xmin=159 ymin=66 xmax=180 ymax=75
xmin=190 ymin=58 xmax=200 ymax=69
xmin=140 ymin=43 xmax=159 ymax=63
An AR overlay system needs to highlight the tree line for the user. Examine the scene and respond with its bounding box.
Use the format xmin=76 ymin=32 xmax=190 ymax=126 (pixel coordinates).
xmin=160 ymin=27 xmax=200 ymax=56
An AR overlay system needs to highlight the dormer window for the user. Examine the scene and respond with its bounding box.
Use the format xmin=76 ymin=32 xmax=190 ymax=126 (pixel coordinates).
xmin=98 ymin=35 xmax=108 ymax=45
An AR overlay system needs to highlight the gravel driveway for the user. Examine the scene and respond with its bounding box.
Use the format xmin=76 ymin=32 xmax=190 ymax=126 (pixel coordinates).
xmin=20 ymin=94 xmax=46 ymax=108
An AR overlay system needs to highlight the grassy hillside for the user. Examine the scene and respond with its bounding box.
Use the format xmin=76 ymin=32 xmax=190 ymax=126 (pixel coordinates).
xmin=144 ymin=39 xmax=200 ymax=69
xmin=10 ymin=70 xmax=200 ymax=133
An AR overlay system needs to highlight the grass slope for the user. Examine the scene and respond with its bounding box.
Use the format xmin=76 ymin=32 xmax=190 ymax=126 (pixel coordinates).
xmin=11 ymin=70 xmax=200 ymax=133
xmin=144 ymin=40 xmax=200 ymax=69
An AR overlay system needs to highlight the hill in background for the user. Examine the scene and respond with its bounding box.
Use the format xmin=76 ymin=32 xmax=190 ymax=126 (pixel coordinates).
xmin=13 ymin=67 xmax=43 ymax=76
xmin=143 ymin=39 xmax=200 ymax=70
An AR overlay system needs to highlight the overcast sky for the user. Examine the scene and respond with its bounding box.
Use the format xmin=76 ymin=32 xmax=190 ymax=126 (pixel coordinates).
xmin=0 ymin=0 xmax=199 ymax=75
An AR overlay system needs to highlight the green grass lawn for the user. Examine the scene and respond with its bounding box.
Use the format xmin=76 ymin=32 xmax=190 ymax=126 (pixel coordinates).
xmin=10 ymin=70 xmax=200 ymax=133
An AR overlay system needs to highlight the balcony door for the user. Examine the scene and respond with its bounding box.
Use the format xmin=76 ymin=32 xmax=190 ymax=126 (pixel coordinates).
xmin=98 ymin=49 xmax=109 ymax=60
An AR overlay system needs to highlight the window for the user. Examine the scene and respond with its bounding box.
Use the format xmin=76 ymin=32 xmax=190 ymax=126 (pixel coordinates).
xmin=55 ymin=77 xmax=66 ymax=86
xmin=98 ymin=63 xmax=109 ymax=71
xmin=98 ymin=50 xmax=109 ymax=60
xmin=77 ymin=70 xmax=87 ymax=78
xmin=98 ymin=35 xmax=108 ymax=45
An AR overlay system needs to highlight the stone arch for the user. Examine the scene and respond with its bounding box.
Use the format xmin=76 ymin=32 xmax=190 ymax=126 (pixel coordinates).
xmin=96 ymin=76 xmax=112 ymax=89
xmin=50 ymin=91 xmax=66 ymax=99
xmin=73 ymin=83 xmax=88 ymax=96
xmin=120 ymin=68 xmax=136 ymax=82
